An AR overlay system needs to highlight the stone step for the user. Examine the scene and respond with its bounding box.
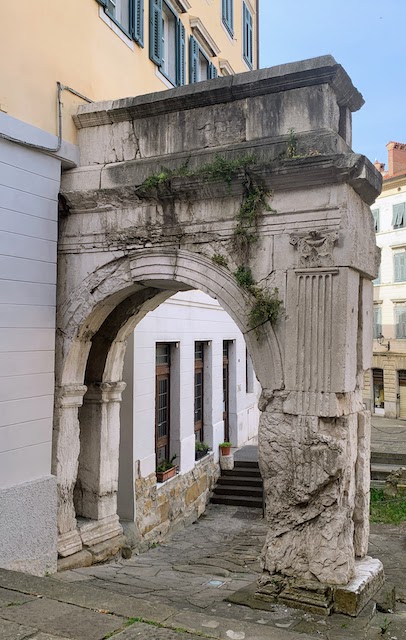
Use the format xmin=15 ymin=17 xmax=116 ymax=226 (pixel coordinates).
xmin=217 ymin=475 xmax=263 ymax=487
xmin=233 ymin=460 xmax=260 ymax=469
xmin=371 ymin=463 xmax=404 ymax=480
xmin=213 ymin=484 xmax=263 ymax=498
xmin=222 ymin=467 xmax=262 ymax=478
xmin=211 ymin=495 xmax=263 ymax=508
xmin=371 ymin=451 xmax=406 ymax=466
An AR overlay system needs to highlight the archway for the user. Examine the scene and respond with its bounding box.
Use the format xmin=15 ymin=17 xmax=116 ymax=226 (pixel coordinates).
xmin=53 ymin=249 xmax=282 ymax=557
xmin=55 ymin=57 xmax=384 ymax=613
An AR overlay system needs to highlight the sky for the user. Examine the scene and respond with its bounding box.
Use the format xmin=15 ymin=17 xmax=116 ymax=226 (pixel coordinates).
xmin=259 ymin=0 xmax=406 ymax=165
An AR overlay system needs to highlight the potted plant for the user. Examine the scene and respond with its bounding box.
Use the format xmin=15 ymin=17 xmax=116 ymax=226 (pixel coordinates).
xmin=156 ymin=455 xmax=177 ymax=483
xmin=195 ymin=441 xmax=210 ymax=461
xmin=219 ymin=442 xmax=232 ymax=456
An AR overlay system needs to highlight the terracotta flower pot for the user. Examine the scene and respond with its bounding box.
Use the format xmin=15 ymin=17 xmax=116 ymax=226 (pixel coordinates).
xmin=220 ymin=446 xmax=231 ymax=456
xmin=156 ymin=466 xmax=176 ymax=482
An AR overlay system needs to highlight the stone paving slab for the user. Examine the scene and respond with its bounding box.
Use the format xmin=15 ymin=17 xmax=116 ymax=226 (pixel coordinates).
xmin=0 ymin=598 xmax=124 ymax=640
xmin=0 ymin=586 xmax=35 ymax=608
xmin=114 ymin=622 xmax=211 ymax=640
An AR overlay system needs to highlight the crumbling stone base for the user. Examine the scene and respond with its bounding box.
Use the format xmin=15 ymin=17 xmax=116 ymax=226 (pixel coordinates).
xmin=254 ymin=557 xmax=384 ymax=616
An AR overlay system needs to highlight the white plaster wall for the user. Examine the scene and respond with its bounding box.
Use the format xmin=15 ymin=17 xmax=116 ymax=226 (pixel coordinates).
xmin=120 ymin=290 xmax=260 ymax=487
xmin=0 ymin=123 xmax=62 ymax=573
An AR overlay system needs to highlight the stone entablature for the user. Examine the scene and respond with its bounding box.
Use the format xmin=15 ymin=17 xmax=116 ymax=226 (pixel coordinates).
xmin=54 ymin=56 xmax=383 ymax=614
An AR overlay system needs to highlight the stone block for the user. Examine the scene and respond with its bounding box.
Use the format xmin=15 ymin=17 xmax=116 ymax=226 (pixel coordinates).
xmin=219 ymin=454 xmax=234 ymax=471
xmin=87 ymin=534 xmax=126 ymax=564
xmin=78 ymin=515 xmax=122 ymax=547
xmin=185 ymin=482 xmax=200 ymax=506
xmin=57 ymin=550 xmax=92 ymax=572
xmin=374 ymin=583 xmax=396 ymax=613
xmin=58 ymin=530 xmax=82 ymax=558
xmin=334 ymin=557 xmax=385 ymax=616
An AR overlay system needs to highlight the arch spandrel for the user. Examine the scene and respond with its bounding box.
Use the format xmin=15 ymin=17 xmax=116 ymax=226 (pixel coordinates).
xmin=57 ymin=248 xmax=284 ymax=392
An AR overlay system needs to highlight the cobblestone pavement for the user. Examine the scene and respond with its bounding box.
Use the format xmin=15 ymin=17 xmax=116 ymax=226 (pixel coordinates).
xmin=1 ymin=504 xmax=405 ymax=639
xmin=54 ymin=505 xmax=406 ymax=639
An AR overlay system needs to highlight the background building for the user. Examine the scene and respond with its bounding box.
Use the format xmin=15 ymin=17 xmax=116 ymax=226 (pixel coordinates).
xmin=363 ymin=142 xmax=406 ymax=418
xmin=0 ymin=0 xmax=259 ymax=574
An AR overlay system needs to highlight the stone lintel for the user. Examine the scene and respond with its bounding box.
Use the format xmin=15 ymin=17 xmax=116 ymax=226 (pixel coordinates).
xmin=57 ymin=529 xmax=82 ymax=558
xmin=73 ymin=55 xmax=363 ymax=129
xmin=78 ymin=514 xmax=123 ymax=548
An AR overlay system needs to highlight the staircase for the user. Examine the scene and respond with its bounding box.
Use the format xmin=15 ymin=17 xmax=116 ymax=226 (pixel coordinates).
xmin=370 ymin=451 xmax=406 ymax=488
xmin=211 ymin=460 xmax=264 ymax=509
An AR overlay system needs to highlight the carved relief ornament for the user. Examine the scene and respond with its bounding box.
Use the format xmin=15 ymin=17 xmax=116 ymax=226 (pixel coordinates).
xmin=290 ymin=230 xmax=339 ymax=268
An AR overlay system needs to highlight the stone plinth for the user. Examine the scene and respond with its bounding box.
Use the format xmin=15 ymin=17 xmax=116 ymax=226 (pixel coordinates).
xmin=219 ymin=453 xmax=234 ymax=471
xmin=254 ymin=557 xmax=384 ymax=617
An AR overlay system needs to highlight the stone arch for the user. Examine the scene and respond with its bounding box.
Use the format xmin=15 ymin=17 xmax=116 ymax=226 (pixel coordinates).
xmin=54 ymin=247 xmax=283 ymax=557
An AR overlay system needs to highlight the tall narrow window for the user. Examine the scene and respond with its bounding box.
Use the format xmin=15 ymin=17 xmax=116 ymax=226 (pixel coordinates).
xmin=394 ymin=251 xmax=406 ymax=282
xmin=371 ymin=208 xmax=379 ymax=232
xmin=149 ymin=0 xmax=185 ymax=85
xmin=245 ymin=348 xmax=254 ymax=393
xmin=395 ymin=305 xmax=406 ymax=339
xmin=223 ymin=341 xmax=231 ymax=442
xmin=194 ymin=342 xmax=204 ymax=442
xmin=373 ymin=305 xmax=382 ymax=339
xmin=392 ymin=202 xmax=406 ymax=229
xmin=156 ymin=343 xmax=171 ymax=466
xmin=222 ymin=0 xmax=234 ymax=36
xmin=242 ymin=2 xmax=253 ymax=69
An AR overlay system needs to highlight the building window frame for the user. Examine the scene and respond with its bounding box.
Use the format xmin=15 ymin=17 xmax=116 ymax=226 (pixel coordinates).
xmin=373 ymin=305 xmax=382 ymax=339
xmin=149 ymin=0 xmax=186 ymax=86
xmin=194 ymin=342 xmax=204 ymax=442
xmin=222 ymin=0 xmax=234 ymax=37
xmin=189 ymin=35 xmax=218 ymax=83
xmin=392 ymin=202 xmax=406 ymax=229
xmin=97 ymin=0 xmax=144 ymax=45
xmin=155 ymin=343 xmax=172 ymax=467
xmin=242 ymin=1 xmax=253 ymax=69
xmin=394 ymin=250 xmax=406 ymax=283
xmin=371 ymin=208 xmax=380 ymax=233
xmin=395 ymin=305 xmax=406 ymax=339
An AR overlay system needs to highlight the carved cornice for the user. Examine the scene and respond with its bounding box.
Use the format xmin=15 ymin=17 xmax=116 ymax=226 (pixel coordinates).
xmin=73 ymin=56 xmax=363 ymax=129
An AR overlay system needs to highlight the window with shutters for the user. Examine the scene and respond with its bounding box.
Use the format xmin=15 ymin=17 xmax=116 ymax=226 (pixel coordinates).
xmin=149 ymin=0 xmax=185 ymax=86
xmin=97 ymin=0 xmax=144 ymax=44
xmin=371 ymin=208 xmax=379 ymax=233
xmin=395 ymin=305 xmax=406 ymax=339
xmin=189 ymin=36 xmax=218 ymax=83
xmin=155 ymin=343 xmax=171 ymax=466
xmin=392 ymin=202 xmax=406 ymax=229
xmin=394 ymin=251 xmax=406 ymax=282
xmin=373 ymin=305 xmax=382 ymax=339
xmin=222 ymin=0 xmax=234 ymax=37
xmin=194 ymin=342 xmax=204 ymax=442
xmin=242 ymin=2 xmax=253 ymax=69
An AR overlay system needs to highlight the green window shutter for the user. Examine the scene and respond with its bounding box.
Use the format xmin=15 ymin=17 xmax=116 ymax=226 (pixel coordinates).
xmin=398 ymin=308 xmax=406 ymax=338
xmin=97 ymin=0 xmax=108 ymax=7
xmin=371 ymin=208 xmax=379 ymax=232
xmin=243 ymin=3 xmax=253 ymax=68
xmin=208 ymin=63 xmax=218 ymax=79
xmin=395 ymin=253 xmax=406 ymax=282
xmin=373 ymin=306 xmax=382 ymax=339
xmin=222 ymin=0 xmax=233 ymax=36
xmin=189 ymin=35 xmax=199 ymax=84
xmin=176 ymin=20 xmax=186 ymax=86
xmin=149 ymin=0 xmax=162 ymax=65
xmin=392 ymin=202 xmax=406 ymax=227
xmin=131 ymin=0 xmax=144 ymax=45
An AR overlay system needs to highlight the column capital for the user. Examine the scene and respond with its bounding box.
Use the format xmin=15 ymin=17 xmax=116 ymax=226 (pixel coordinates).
xmin=57 ymin=384 xmax=88 ymax=408
xmin=100 ymin=381 xmax=127 ymax=403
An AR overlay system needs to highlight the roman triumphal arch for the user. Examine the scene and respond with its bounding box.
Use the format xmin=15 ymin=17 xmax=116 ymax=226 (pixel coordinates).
xmin=55 ymin=57 xmax=383 ymax=614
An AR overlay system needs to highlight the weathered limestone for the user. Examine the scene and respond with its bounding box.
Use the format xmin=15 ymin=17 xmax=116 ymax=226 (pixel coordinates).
xmin=54 ymin=56 xmax=382 ymax=612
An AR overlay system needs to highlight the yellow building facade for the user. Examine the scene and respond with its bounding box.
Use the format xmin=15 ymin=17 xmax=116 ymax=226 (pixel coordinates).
xmin=1 ymin=0 xmax=258 ymax=144
xmin=0 ymin=0 xmax=258 ymax=575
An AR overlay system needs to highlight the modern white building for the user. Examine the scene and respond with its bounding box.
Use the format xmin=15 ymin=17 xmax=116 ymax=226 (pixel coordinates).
xmin=118 ymin=290 xmax=260 ymax=530
xmin=363 ymin=142 xmax=406 ymax=418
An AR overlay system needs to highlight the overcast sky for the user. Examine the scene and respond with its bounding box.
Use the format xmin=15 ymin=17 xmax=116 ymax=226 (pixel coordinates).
xmin=259 ymin=0 xmax=406 ymax=165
